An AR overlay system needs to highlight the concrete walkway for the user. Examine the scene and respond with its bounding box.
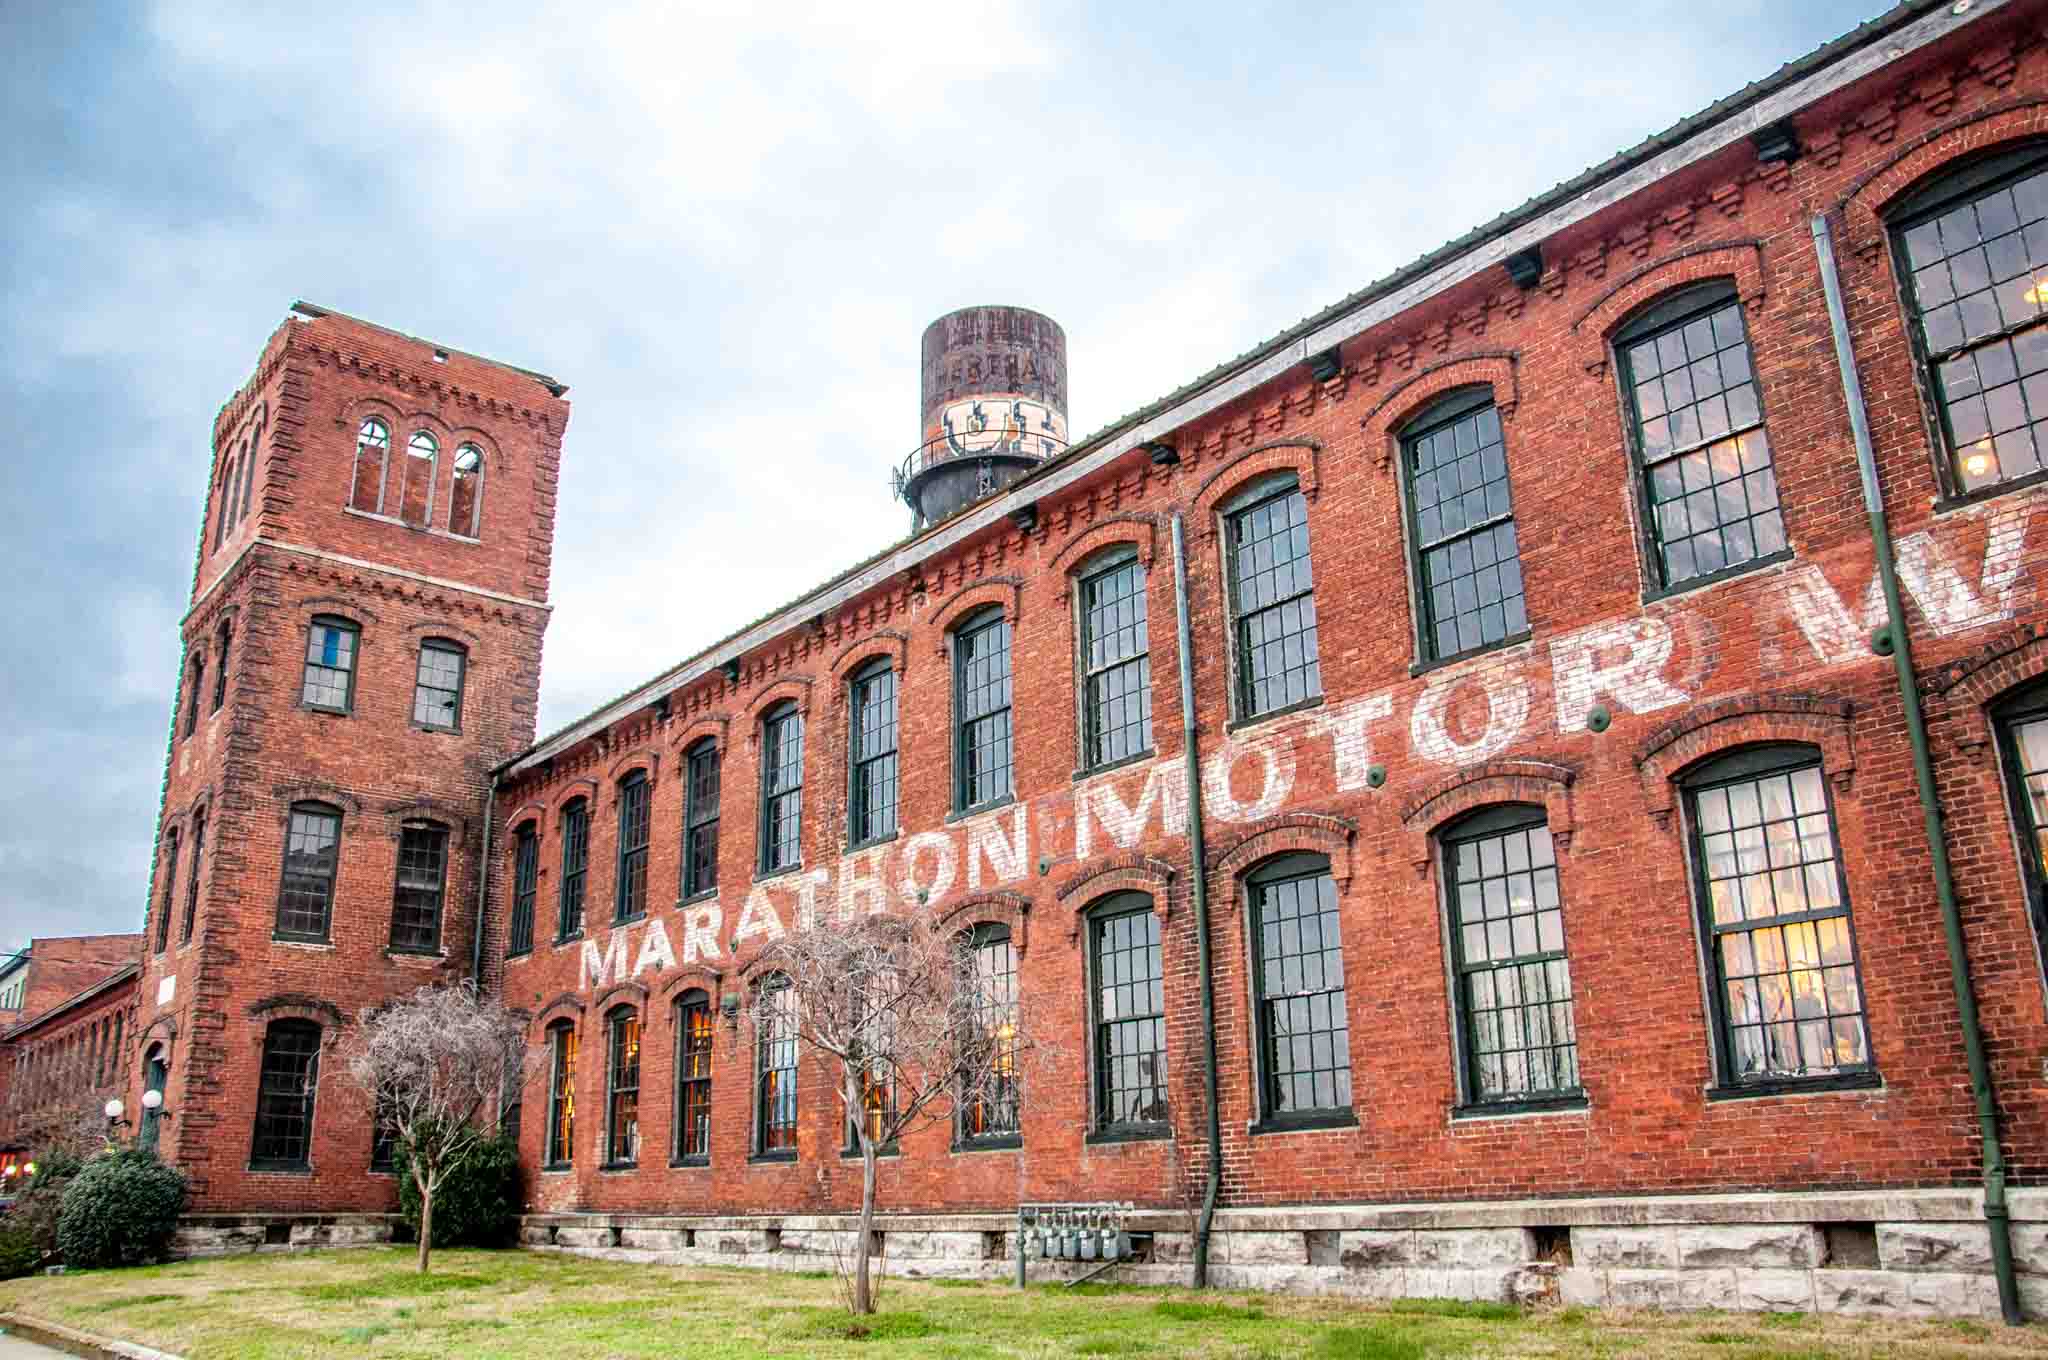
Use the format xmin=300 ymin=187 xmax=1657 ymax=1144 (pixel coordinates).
xmin=0 ymin=1333 xmax=72 ymax=1359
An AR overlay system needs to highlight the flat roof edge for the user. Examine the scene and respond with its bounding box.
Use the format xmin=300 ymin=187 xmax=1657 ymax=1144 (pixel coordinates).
xmin=290 ymin=301 xmax=569 ymax=397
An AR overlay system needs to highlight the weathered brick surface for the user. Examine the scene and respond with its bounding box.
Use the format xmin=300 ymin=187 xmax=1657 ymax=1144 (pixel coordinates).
xmin=0 ymin=952 xmax=139 ymax=1150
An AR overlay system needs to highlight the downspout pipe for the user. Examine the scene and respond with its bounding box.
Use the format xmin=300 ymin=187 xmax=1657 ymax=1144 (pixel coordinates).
xmin=472 ymin=770 xmax=499 ymax=981
xmin=1810 ymin=211 xmax=2022 ymax=1326
xmin=1171 ymin=511 xmax=1223 ymax=1289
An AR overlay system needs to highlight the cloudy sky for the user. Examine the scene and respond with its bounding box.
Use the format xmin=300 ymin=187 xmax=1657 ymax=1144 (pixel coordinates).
xmin=0 ymin=0 xmax=1887 ymax=953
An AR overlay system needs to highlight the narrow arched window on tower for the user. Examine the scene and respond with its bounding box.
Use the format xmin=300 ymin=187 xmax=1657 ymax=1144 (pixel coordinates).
xmin=449 ymin=444 xmax=483 ymax=537
xmin=211 ymin=619 xmax=232 ymax=713
xmin=400 ymin=431 xmax=437 ymax=527
xmin=351 ymin=419 xmax=390 ymax=514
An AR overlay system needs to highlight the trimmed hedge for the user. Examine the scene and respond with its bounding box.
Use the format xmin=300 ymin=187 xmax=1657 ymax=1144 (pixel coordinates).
xmin=0 ymin=1221 xmax=40 ymax=1280
xmin=56 ymin=1147 xmax=187 ymax=1268
xmin=9 ymin=1149 xmax=85 ymax=1267
xmin=396 ymin=1134 xmax=521 ymax=1248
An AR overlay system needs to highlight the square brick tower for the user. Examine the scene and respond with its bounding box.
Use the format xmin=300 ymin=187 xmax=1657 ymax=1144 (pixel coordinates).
xmin=126 ymin=303 xmax=568 ymax=1215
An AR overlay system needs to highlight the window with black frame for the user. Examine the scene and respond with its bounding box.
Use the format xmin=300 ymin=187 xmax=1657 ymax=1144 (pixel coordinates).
xmin=140 ymin=1050 xmax=167 ymax=1151
xmin=684 ymin=740 xmax=720 ymax=897
xmin=1442 ymin=808 xmax=1581 ymax=1107
xmin=301 ymin=617 xmax=359 ymax=713
xmin=155 ymin=829 xmax=179 ymax=955
xmin=212 ymin=620 xmax=231 ymax=712
xmin=675 ymin=992 xmax=713 ymax=1163
xmin=1078 ymin=551 xmax=1152 ymax=770
xmin=755 ymin=975 xmax=798 ymax=1155
xmin=1685 ymin=747 xmax=1873 ymax=1091
xmin=953 ymin=609 xmax=1014 ymax=811
xmin=1247 ymin=855 xmax=1353 ymax=1124
xmin=1993 ymin=679 xmax=2048 ymax=985
xmin=184 ymin=654 xmax=204 ymax=738
xmin=959 ymin=923 xmax=1020 ymax=1143
xmin=1891 ymin=145 xmax=2048 ymax=497
xmin=615 ymin=771 xmax=649 ymax=923
xmin=370 ymin=1097 xmax=399 ymax=1172
xmin=1224 ymin=478 xmax=1321 ymax=718
xmin=545 ymin=1021 xmax=577 ymax=1168
xmin=1615 ymin=283 xmax=1784 ymax=591
xmin=390 ymin=820 xmax=448 ymax=953
xmin=250 ymin=1019 xmax=321 ymax=1170
xmin=412 ymin=641 xmax=465 ymax=730
xmin=1402 ymin=392 xmax=1528 ymax=662
xmin=760 ymin=705 xmax=804 ymax=874
xmin=606 ymin=1008 xmax=640 ymax=1166
xmin=1091 ymin=895 xmax=1167 ymax=1132
xmin=507 ymin=823 xmax=538 ymax=957
xmin=558 ymin=798 xmax=589 ymax=940
xmin=276 ymin=802 xmax=341 ymax=941
xmin=849 ymin=660 xmax=898 ymax=845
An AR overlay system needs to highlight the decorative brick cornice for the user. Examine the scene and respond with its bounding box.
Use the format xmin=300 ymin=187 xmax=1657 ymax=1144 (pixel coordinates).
xmin=1191 ymin=439 xmax=1323 ymax=526
xmin=928 ymin=576 xmax=1023 ymax=643
xmin=1570 ymin=240 xmax=1767 ymax=376
xmin=1050 ymin=514 xmax=1161 ymax=575
xmin=1837 ymin=96 xmax=2048 ymax=263
xmin=830 ymin=630 xmax=909 ymax=685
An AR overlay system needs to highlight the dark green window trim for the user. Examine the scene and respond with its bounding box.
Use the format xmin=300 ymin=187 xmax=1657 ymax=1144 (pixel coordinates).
xmin=952 ymin=609 xmax=1014 ymax=813
xmin=1992 ymin=677 xmax=2048 ymax=996
xmin=1399 ymin=388 xmax=1528 ymax=665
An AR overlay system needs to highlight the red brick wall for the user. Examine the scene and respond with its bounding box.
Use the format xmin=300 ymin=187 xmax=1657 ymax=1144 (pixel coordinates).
xmin=126 ymin=309 xmax=568 ymax=1211
xmin=489 ymin=11 xmax=2048 ymax=1222
xmin=0 ymin=972 xmax=138 ymax=1151
xmin=11 ymin=935 xmax=143 ymax=1024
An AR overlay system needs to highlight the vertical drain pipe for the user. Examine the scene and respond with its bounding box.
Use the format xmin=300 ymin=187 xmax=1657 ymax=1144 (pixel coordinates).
xmin=472 ymin=769 xmax=499 ymax=981
xmin=1171 ymin=511 xmax=1223 ymax=1289
xmin=1811 ymin=212 xmax=2022 ymax=1326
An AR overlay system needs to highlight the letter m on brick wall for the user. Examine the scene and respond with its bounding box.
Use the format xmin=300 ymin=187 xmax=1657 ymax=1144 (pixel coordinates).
xmin=579 ymin=930 xmax=628 ymax=991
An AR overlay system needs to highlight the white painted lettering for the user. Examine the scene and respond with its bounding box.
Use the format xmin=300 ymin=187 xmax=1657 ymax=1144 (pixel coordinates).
xmin=967 ymin=802 xmax=1030 ymax=890
xmin=1308 ymin=692 xmax=1395 ymax=792
xmin=632 ymin=919 xmax=675 ymax=977
xmin=734 ymin=883 xmax=785 ymax=945
xmin=1203 ymin=730 xmax=1295 ymax=822
xmin=899 ymin=831 xmax=958 ymax=907
xmin=681 ymin=904 xmax=722 ymax=964
xmin=1550 ymin=618 xmax=1687 ymax=733
xmin=1412 ymin=667 xmax=1531 ymax=765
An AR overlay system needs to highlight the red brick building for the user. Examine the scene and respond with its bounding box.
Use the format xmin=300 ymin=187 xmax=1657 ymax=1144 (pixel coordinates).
xmin=0 ymin=935 xmax=142 ymax=1182
xmin=96 ymin=0 xmax=2048 ymax=1318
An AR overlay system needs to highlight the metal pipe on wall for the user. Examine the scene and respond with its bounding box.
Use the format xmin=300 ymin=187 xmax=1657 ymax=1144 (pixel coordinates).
xmin=471 ymin=770 xmax=498 ymax=981
xmin=1809 ymin=210 xmax=2022 ymax=1326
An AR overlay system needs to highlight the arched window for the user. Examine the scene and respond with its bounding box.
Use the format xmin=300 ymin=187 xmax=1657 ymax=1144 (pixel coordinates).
xmin=1246 ymin=854 xmax=1354 ymax=1125
xmin=615 ymin=770 xmax=650 ymax=924
xmin=1440 ymin=809 xmax=1581 ymax=1109
xmin=155 ymin=829 xmax=180 ymax=955
xmin=507 ymin=822 xmax=538 ymax=958
xmin=213 ymin=449 xmax=236 ymax=550
xmin=180 ymin=807 xmax=206 ymax=945
xmin=557 ymin=797 xmax=589 ymax=941
xmin=849 ymin=660 xmax=898 ymax=846
xmin=448 ymin=444 xmax=484 ymax=537
xmin=390 ymin=819 xmax=449 ymax=954
xmin=674 ymin=990 xmax=713 ymax=1164
xmin=1991 ymin=677 xmax=2048 ymax=990
xmin=952 ymin=608 xmax=1013 ymax=812
xmin=183 ymin=652 xmax=205 ymax=739
xmin=759 ymin=704 xmax=804 ymax=875
xmin=250 ymin=1019 xmax=321 ymax=1170
xmin=957 ymin=923 xmax=1019 ymax=1144
xmin=351 ymin=418 xmax=390 ymax=514
xmin=754 ymin=974 xmax=798 ymax=1155
xmin=227 ymin=438 xmax=251 ymax=532
xmin=1683 ymin=745 xmax=1873 ymax=1092
xmin=399 ymin=431 xmax=438 ymax=527
xmin=1077 ymin=549 xmax=1152 ymax=771
xmin=140 ymin=1046 xmax=168 ymax=1151
xmin=276 ymin=801 xmax=342 ymax=942
xmin=211 ymin=619 xmax=232 ymax=713
xmin=300 ymin=616 xmax=359 ymax=714
xmin=545 ymin=1020 xmax=577 ymax=1168
xmin=240 ymin=425 xmax=259 ymax=522
xmin=1890 ymin=144 xmax=2048 ymax=497
xmin=683 ymin=739 xmax=721 ymax=899
xmin=412 ymin=640 xmax=466 ymax=731
xmin=1223 ymin=474 xmax=1322 ymax=719
xmin=1089 ymin=894 xmax=1167 ymax=1132
xmin=605 ymin=1007 xmax=641 ymax=1167
xmin=1401 ymin=390 xmax=1527 ymax=662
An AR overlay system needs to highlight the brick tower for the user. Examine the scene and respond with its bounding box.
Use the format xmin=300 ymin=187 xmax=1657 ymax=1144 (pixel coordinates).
xmin=127 ymin=303 xmax=568 ymax=1217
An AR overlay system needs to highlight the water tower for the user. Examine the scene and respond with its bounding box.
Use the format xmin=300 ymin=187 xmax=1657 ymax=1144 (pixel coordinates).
xmin=896 ymin=306 xmax=1068 ymax=529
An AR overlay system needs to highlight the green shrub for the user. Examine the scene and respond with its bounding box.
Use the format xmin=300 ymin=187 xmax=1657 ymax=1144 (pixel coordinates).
xmin=395 ymin=1134 xmax=521 ymax=1248
xmin=0 ymin=1221 xmax=41 ymax=1280
xmin=56 ymin=1146 xmax=187 ymax=1268
xmin=10 ymin=1148 xmax=85 ymax=1264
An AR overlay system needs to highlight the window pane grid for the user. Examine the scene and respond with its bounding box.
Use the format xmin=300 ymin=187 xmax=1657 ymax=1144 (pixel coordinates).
xmin=1254 ymin=869 xmax=1352 ymax=1116
xmin=962 ymin=928 xmax=1020 ymax=1139
xmin=607 ymin=1012 xmax=640 ymax=1165
xmin=1093 ymin=909 xmax=1167 ymax=1127
xmin=412 ymin=643 xmax=464 ymax=729
xmin=851 ymin=667 xmax=899 ymax=843
xmin=956 ymin=616 xmax=1014 ymax=807
xmin=676 ymin=1001 xmax=713 ymax=1161
xmin=762 ymin=711 xmax=804 ymax=872
xmin=391 ymin=822 xmax=447 ymax=952
xmin=757 ymin=981 xmax=798 ymax=1152
xmin=508 ymin=827 xmax=538 ymax=956
xmin=2013 ymin=714 xmax=2048 ymax=880
xmin=685 ymin=744 xmax=720 ymax=896
xmin=277 ymin=806 xmax=340 ymax=939
xmin=1228 ymin=489 xmax=1322 ymax=716
xmin=559 ymin=801 xmax=588 ymax=939
xmin=251 ymin=1021 xmax=320 ymax=1168
xmin=1082 ymin=560 xmax=1153 ymax=767
xmin=547 ymin=1026 xmax=577 ymax=1167
xmin=1448 ymin=821 xmax=1579 ymax=1101
xmin=616 ymin=775 xmax=649 ymax=922
xmin=1624 ymin=300 xmax=1784 ymax=585
xmin=301 ymin=622 xmax=356 ymax=711
xmin=1694 ymin=765 xmax=1870 ymax=1082
xmin=1408 ymin=404 xmax=1528 ymax=659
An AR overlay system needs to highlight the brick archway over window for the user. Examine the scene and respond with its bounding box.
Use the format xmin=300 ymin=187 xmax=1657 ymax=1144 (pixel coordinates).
xmin=1360 ymin=351 xmax=1520 ymax=471
xmin=533 ymin=992 xmax=586 ymax=1032
xmin=1633 ymin=692 xmax=1855 ymax=829
xmin=1051 ymin=515 xmax=1161 ymax=575
xmin=928 ymin=577 xmax=1022 ymax=647
xmin=1402 ymin=760 xmax=1576 ymax=876
xmin=1838 ymin=97 xmax=2048 ymax=264
xmin=1571 ymin=243 xmax=1767 ymax=376
xmin=1191 ymin=439 xmax=1322 ymax=529
xmin=937 ymin=891 xmax=1034 ymax=957
xmin=1055 ymin=853 xmax=1175 ymax=940
xmin=1924 ymin=621 xmax=2048 ymax=766
xmin=1209 ymin=811 xmax=1357 ymax=888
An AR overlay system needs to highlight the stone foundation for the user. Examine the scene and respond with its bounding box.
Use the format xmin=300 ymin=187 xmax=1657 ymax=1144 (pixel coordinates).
xmin=172 ymin=1212 xmax=399 ymax=1257
xmin=520 ymin=1189 xmax=2048 ymax=1322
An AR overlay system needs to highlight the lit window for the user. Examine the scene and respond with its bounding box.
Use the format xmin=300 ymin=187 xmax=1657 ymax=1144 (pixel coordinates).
xmin=958 ymin=924 xmax=1019 ymax=1143
xmin=683 ymin=741 xmax=720 ymax=898
xmin=250 ymin=1019 xmax=321 ymax=1170
xmin=276 ymin=802 xmax=342 ymax=941
xmin=1225 ymin=480 xmax=1321 ymax=718
xmin=546 ymin=1022 xmax=577 ymax=1168
xmin=507 ymin=823 xmax=538 ymax=958
xmin=412 ymin=641 xmax=465 ymax=730
xmin=1091 ymin=896 xmax=1167 ymax=1129
xmin=558 ymin=798 xmax=589 ymax=940
xmin=301 ymin=618 xmax=358 ymax=713
xmin=1079 ymin=553 xmax=1152 ymax=769
xmin=675 ymin=992 xmax=713 ymax=1163
xmin=351 ymin=418 xmax=390 ymax=514
xmin=759 ymin=705 xmax=804 ymax=874
xmin=448 ymin=444 xmax=483 ymax=537
xmin=615 ymin=772 xmax=649 ymax=923
xmin=606 ymin=1008 xmax=640 ymax=1167
xmin=755 ymin=975 xmax=798 ymax=1155
xmin=953 ymin=610 xmax=1013 ymax=811
xmin=1402 ymin=393 xmax=1528 ymax=659
xmin=1248 ymin=855 xmax=1353 ymax=1121
xmin=400 ymin=431 xmax=437 ymax=527
xmin=390 ymin=820 xmax=449 ymax=953
xmin=850 ymin=661 xmax=898 ymax=845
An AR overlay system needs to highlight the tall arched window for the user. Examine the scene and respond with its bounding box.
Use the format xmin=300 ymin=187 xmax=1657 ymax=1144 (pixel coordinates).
xmin=399 ymin=431 xmax=438 ymax=527
xmin=558 ymin=797 xmax=589 ymax=941
xmin=952 ymin=608 xmax=1013 ymax=812
xmin=683 ymin=739 xmax=720 ymax=899
xmin=211 ymin=619 xmax=232 ymax=713
xmin=958 ymin=923 xmax=1019 ymax=1144
xmin=1247 ymin=854 xmax=1353 ymax=1125
xmin=155 ymin=828 xmax=180 ymax=955
xmin=276 ymin=801 xmax=342 ymax=942
xmin=507 ymin=822 xmax=538 ymax=958
xmin=183 ymin=652 xmax=205 ymax=739
xmin=1991 ymin=677 xmax=2048 ymax=991
xmin=754 ymin=974 xmax=798 ymax=1156
xmin=1401 ymin=390 xmax=1527 ymax=661
xmin=605 ymin=1007 xmax=641 ymax=1167
xmin=1077 ymin=549 xmax=1152 ymax=771
xmin=390 ymin=819 xmax=450 ymax=953
xmin=674 ymin=990 xmax=713 ymax=1164
xmin=1223 ymin=474 xmax=1322 ymax=718
xmin=140 ymin=1047 xmax=168 ymax=1151
xmin=615 ymin=770 xmax=650 ymax=924
xmin=449 ymin=444 xmax=484 ymax=537
xmin=759 ymin=704 xmax=804 ymax=875
xmin=240 ymin=424 xmax=260 ymax=522
xmin=180 ymin=807 xmax=206 ymax=945
xmin=351 ymin=418 xmax=390 ymax=514
xmin=251 ymin=1019 xmax=321 ymax=1170
xmin=1089 ymin=894 xmax=1167 ymax=1132
xmin=213 ymin=448 xmax=236 ymax=550
xmin=849 ymin=660 xmax=898 ymax=846
xmin=545 ymin=1020 xmax=577 ymax=1168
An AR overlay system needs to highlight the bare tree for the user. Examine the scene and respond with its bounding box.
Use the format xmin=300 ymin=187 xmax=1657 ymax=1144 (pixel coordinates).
xmin=343 ymin=982 xmax=533 ymax=1273
xmin=745 ymin=910 xmax=1050 ymax=1315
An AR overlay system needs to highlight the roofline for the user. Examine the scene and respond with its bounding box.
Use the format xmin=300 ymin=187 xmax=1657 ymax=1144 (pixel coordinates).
xmin=1 ymin=964 xmax=140 ymax=1043
xmin=289 ymin=301 xmax=570 ymax=398
xmin=500 ymin=0 xmax=1999 ymax=779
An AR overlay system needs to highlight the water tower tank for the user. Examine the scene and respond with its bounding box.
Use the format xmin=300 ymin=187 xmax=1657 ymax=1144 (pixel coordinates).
xmin=897 ymin=306 xmax=1068 ymax=528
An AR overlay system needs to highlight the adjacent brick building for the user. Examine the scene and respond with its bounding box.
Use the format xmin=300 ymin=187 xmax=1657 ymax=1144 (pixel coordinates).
xmin=0 ymin=934 xmax=142 ymax=1179
xmin=71 ymin=0 xmax=2048 ymax=1318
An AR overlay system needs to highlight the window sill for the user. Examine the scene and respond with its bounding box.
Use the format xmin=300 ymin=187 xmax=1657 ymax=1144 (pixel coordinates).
xmin=1642 ymin=548 xmax=1794 ymax=605
xmin=1084 ymin=1124 xmax=1172 ymax=1147
xmin=753 ymin=864 xmax=806 ymax=887
xmin=272 ymin=935 xmax=334 ymax=950
xmin=599 ymin=1162 xmax=639 ymax=1174
xmin=554 ymin=933 xmax=585 ymax=949
xmin=1409 ymin=631 xmax=1533 ymax=680
xmin=946 ymin=794 xmax=1016 ymax=825
xmin=1933 ymin=464 xmax=2048 ymax=515
xmin=505 ymin=948 xmax=533 ymax=962
xmin=247 ymin=1163 xmax=312 ymax=1175
xmin=613 ymin=912 xmax=646 ymax=928
xmin=541 ymin=1163 xmax=572 ymax=1175
xmin=298 ymin=703 xmax=352 ymax=719
xmin=385 ymin=946 xmax=445 ymax=960
xmin=1705 ymin=1069 xmax=1881 ymax=1101
xmin=678 ymin=889 xmax=719 ymax=907
xmin=342 ymin=506 xmax=483 ymax=546
xmin=670 ymin=1156 xmax=710 ymax=1170
xmin=1450 ymin=1094 xmax=1589 ymax=1121
xmin=1248 ymin=1110 xmax=1358 ymax=1136
xmin=847 ymin=829 xmax=901 ymax=854
xmin=953 ymin=1133 xmax=1023 ymax=1154
xmin=748 ymin=1150 xmax=798 ymax=1165
xmin=1227 ymin=693 xmax=1324 ymax=734
xmin=840 ymin=1144 xmax=901 ymax=1160
xmin=1073 ymin=750 xmax=1156 ymax=784
xmin=408 ymin=722 xmax=463 ymax=737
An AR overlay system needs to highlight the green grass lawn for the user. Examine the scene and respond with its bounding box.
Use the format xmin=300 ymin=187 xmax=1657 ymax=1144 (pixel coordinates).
xmin=1 ymin=1247 xmax=2044 ymax=1359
